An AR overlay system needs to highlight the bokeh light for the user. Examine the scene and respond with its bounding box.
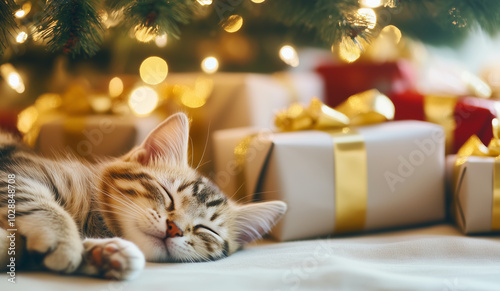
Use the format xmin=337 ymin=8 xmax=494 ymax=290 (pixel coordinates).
xmin=279 ymin=45 xmax=299 ymax=67
xmin=129 ymin=86 xmax=159 ymax=116
xmin=197 ymin=0 xmax=212 ymax=5
xmin=140 ymin=56 xmax=168 ymax=85
xmin=16 ymin=31 xmax=28 ymax=43
xmin=201 ymin=57 xmax=219 ymax=74
xmin=222 ymin=15 xmax=243 ymax=33
xmin=109 ymin=77 xmax=124 ymax=98
xmin=356 ymin=8 xmax=377 ymax=29
xmin=339 ymin=37 xmax=361 ymax=63
xmin=359 ymin=0 xmax=384 ymax=8
xmin=155 ymin=34 xmax=168 ymax=48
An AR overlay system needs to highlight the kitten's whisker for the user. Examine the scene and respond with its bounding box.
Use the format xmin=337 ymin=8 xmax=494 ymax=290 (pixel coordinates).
xmin=94 ymin=186 xmax=145 ymax=217
xmin=189 ymin=136 xmax=194 ymax=168
xmin=90 ymin=172 xmax=147 ymax=214
xmin=96 ymin=191 xmax=145 ymax=217
xmin=195 ymin=120 xmax=211 ymax=171
xmin=227 ymin=183 xmax=245 ymax=202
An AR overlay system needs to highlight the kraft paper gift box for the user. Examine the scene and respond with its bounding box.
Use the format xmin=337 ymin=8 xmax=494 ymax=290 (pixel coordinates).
xmin=447 ymin=155 xmax=500 ymax=234
xmin=161 ymin=72 xmax=325 ymax=176
xmin=213 ymin=120 xmax=446 ymax=241
xmin=35 ymin=115 xmax=160 ymax=160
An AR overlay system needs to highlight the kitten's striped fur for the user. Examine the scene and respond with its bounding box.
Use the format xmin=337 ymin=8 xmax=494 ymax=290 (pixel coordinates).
xmin=0 ymin=113 xmax=287 ymax=279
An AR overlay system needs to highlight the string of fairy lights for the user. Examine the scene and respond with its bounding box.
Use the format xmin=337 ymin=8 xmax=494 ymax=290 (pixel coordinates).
xmin=5 ymin=0 xmax=401 ymax=121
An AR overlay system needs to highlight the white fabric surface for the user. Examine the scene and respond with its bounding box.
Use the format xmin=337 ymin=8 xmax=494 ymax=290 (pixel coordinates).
xmin=1 ymin=223 xmax=499 ymax=291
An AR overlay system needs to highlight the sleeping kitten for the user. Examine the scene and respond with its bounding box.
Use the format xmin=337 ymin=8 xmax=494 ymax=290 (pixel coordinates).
xmin=0 ymin=113 xmax=287 ymax=280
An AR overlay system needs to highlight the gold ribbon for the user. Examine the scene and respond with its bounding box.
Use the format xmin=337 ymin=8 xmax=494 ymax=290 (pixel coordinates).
xmin=455 ymin=118 xmax=500 ymax=231
xmin=235 ymin=89 xmax=395 ymax=233
xmin=423 ymin=95 xmax=457 ymax=154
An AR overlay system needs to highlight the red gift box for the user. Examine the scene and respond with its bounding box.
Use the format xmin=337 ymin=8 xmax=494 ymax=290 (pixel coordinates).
xmin=452 ymin=97 xmax=497 ymax=153
xmin=315 ymin=61 xmax=415 ymax=108
xmin=389 ymin=90 xmax=499 ymax=154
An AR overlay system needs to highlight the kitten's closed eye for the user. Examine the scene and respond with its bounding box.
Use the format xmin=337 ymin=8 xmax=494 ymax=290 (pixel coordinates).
xmin=194 ymin=225 xmax=219 ymax=237
xmin=159 ymin=184 xmax=175 ymax=211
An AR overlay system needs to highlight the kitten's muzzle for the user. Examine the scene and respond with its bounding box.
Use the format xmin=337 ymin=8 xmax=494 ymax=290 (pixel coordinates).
xmin=166 ymin=220 xmax=183 ymax=238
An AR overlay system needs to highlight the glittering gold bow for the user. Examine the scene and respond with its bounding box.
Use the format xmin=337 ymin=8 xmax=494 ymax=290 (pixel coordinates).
xmin=455 ymin=118 xmax=500 ymax=231
xmin=274 ymin=89 xmax=395 ymax=131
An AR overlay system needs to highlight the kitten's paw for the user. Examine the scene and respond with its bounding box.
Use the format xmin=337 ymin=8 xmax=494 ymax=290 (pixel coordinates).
xmin=81 ymin=238 xmax=145 ymax=280
xmin=25 ymin=233 xmax=83 ymax=273
xmin=43 ymin=241 xmax=83 ymax=273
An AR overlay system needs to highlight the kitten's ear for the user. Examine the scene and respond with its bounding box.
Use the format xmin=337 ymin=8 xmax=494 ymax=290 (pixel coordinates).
xmin=234 ymin=201 xmax=287 ymax=245
xmin=126 ymin=113 xmax=190 ymax=166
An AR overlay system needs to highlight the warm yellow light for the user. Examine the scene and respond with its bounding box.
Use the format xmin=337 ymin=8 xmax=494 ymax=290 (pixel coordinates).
xmin=140 ymin=56 xmax=168 ymax=85
xmin=222 ymin=15 xmax=243 ymax=33
xmin=90 ymin=95 xmax=112 ymax=113
xmin=356 ymin=8 xmax=377 ymax=29
xmin=279 ymin=45 xmax=299 ymax=67
xmin=129 ymin=87 xmax=159 ymax=116
xmin=16 ymin=31 xmax=28 ymax=43
xmin=339 ymin=37 xmax=361 ymax=63
xmin=109 ymin=77 xmax=124 ymax=97
xmin=201 ymin=57 xmax=219 ymax=74
xmin=251 ymin=0 xmax=266 ymax=3
xmin=17 ymin=106 xmax=38 ymax=134
xmin=134 ymin=26 xmax=156 ymax=43
xmin=197 ymin=0 xmax=212 ymax=5
xmin=359 ymin=0 xmax=384 ymax=8
xmin=8 ymin=73 xmax=25 ymax=93
xmin=15 ymin=9 xmax=25 ymax=18
xmin=380 ymin=25 xmax=402 ymax=44
xmin=0 ymin=64 xmax=25 ymax=93
xmin=35 ymin=93 xmax=62 ymax=111
xmin=155 ymin=34 xmax=168 ymax=48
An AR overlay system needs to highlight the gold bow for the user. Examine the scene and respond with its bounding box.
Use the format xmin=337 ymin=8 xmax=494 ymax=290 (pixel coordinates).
xmin=274 ymin=89 xmax=395 ymax=131
xmin=457 ymin=118 xmax=500 ymax=158
xmin=455 ymin=118 xmax=500 ymax=231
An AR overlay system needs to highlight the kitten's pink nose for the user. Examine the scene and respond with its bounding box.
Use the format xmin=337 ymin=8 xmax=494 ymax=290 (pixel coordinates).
xmin=166 ymin=220 xmax=183 ymax=238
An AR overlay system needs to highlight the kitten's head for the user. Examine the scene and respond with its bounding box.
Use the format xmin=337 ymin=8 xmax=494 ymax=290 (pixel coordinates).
xmin=98 ymin=113 xmax=286 ymax=262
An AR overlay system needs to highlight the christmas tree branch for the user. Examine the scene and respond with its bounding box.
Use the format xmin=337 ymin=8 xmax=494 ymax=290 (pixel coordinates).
xmin=0 ymin=0 xmax=18 ymax=56
xmin=37 ymin=0 xmax=104 ymax=57
xmin=108 ymin=0 xmax=199 ymax=39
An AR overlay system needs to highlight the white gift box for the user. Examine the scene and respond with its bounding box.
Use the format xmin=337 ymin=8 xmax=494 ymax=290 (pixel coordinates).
xmin=35 ymin=115 xmax=160 ymax=160
xmin=214 ymin=121 xmax=446 ymax=241
xmin=447 ymin=155 xmax=500 ymax=234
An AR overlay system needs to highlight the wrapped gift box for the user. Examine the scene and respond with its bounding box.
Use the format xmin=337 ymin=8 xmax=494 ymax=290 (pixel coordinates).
xmin=162 ymin=72 xmax=325 ymax=176
xmin=214 ymin=121 xmax=446 ymax=241
xmin=35 ymin=115 xmax=160 ymax=160
xmin=447 ymin=155 xmax=500 ymax=234
xmin=315 ymin=61 xmax=415 ymax=108
xmin=390 ymin=91 xmax=500 ymax=154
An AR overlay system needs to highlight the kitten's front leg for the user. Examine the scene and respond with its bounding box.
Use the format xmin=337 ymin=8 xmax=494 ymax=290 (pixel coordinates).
xmin=14 ymin=202 xmax=84 ymax=273
xmin=79 ymin=238 xmax=145 ymax=280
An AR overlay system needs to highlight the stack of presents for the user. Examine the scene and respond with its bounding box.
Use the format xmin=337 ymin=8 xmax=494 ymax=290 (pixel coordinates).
xmin=6 ymin=59 xmax=500 ymax=241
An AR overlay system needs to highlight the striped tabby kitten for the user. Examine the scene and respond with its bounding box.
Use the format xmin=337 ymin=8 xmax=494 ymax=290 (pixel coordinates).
xmin=0 ymin=113 xmax=287 ymax=280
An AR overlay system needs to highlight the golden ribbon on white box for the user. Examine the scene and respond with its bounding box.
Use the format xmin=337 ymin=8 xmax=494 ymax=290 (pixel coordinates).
xmin=235 ymin=89 xmax=395 ymax=234
xmin=454 ymin=119 xmax=500 ymax=231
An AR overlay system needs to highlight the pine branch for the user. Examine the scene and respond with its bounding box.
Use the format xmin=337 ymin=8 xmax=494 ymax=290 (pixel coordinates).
xmin=264 ymin=0 xmax=374 ymax=45
xmin=37 ymin=0 xmax=104 ymax=57
xmin=0 ymin=0 xmax=18 ymax=57
xmin=108 ymin=0 xmax=199 ymax=40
